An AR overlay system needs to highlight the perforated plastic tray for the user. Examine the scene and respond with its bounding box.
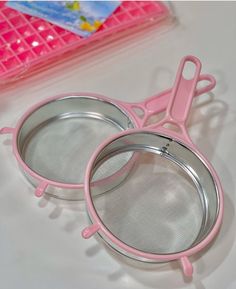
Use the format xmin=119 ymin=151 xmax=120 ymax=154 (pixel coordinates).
xmin=0 ymin=1 xmax=169 ymax=82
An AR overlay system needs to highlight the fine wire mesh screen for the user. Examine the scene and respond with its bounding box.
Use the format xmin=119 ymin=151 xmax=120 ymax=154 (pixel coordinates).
xmin=22 ymin=116 xmax=126 ymax=183
xmin=91 ymin=149 xmax=204 ymax=255
xmin=18 ymin=96 xmax=135 ymax=185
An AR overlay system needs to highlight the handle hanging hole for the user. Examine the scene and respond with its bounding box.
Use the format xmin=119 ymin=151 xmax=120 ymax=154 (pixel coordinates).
xmin=182 ymin=61 xmax=196 ymax=80
xmin=196 ymin=79 xmax=211 ymax=91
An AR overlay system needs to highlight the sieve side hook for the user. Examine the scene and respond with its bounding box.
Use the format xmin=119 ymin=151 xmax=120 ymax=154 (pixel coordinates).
xmin=35 ymin=181 xmax=48 ymax=198
xmin=0 ymin=127 xmax=15 ymax=134
xmin=82 ymin=224 xmax=100 ymax=239
xmin=180 ymin=256 xmax=193 ymax=277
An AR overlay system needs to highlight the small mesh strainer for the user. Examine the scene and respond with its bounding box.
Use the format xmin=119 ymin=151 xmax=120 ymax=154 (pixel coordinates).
xmin=82 ymin=56 xmax=223 ymax=277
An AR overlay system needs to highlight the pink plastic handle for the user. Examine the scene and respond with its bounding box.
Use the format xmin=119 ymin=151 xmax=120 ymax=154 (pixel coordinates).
xmin=165 ymin=55 xmax=202 ymax=124
xmin=139 ymin=74 xmax=214 ymax=116
xmin=126 ymin=72 xmax=215 ymax=127
xmin=146 ymin=56 xmax=204 ymax=144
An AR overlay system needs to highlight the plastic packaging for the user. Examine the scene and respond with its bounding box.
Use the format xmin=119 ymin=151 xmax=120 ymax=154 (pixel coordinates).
xmin=0 ymin=1 xmax=170 ymax=83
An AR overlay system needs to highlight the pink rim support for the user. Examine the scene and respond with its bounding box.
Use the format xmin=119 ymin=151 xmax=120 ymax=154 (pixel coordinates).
xmin=82 ymin=224 xmax=100 ymax=239
xmin=35 ymin=181 xmax=48 ymax=198
xmin=82 ymin=56 xmax=224 ymax=278
xmin=180 ymin=256 xmax=193 ymax=277
xmin=0 ymin=127 xmax=15 ymax=134
xmin=123 ymin=73 xmax=216 ymax=127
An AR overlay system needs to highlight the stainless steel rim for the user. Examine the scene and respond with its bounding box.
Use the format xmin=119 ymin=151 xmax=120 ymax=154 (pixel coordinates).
xmin=88 ymin=131 xmax=220 ymax=259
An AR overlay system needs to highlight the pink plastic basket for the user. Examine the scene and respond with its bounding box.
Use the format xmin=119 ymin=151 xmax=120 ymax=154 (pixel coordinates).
xmin=0 ymin=1 xmax=169 ymax=82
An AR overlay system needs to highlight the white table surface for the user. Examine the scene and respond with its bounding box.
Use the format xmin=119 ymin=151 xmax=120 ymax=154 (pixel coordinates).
xmin=1 ymin=2 xmax=236 ymax=289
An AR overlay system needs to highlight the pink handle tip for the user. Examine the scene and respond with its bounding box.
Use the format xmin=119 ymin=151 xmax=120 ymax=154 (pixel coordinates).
xmin=180 ymin=256 xmax=193 ymax=277
xmin=0 ymin=127 xmax=15 ymax=134
xmin=35 ymin=182 xmax=48 ymax=198
xmin=82 ymin=224 xmax=100 ymax=239
xmin=167 ymin=55 xmax=202 ymax=124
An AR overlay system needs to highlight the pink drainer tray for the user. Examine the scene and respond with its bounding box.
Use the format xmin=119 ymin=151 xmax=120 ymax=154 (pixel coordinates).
xmin=0 ymin=1 xmax=169 ymax=82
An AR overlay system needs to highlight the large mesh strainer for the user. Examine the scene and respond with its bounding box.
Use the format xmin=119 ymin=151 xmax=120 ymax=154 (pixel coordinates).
xmin=0 ymin=73 xmax=214 ymax=200
xmin=82 ymin=56 xmax=223 ymax=277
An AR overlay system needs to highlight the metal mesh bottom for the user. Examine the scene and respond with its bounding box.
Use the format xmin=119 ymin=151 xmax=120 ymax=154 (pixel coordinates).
xmin=91 ymin=151 xmax=204 ymax=254
xmin=22 ymin=115 xmax=130 ymax=184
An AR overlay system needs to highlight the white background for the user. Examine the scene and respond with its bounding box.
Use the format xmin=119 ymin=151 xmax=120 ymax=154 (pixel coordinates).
xmin=1 ymin=2 xmax=236 ymax=289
